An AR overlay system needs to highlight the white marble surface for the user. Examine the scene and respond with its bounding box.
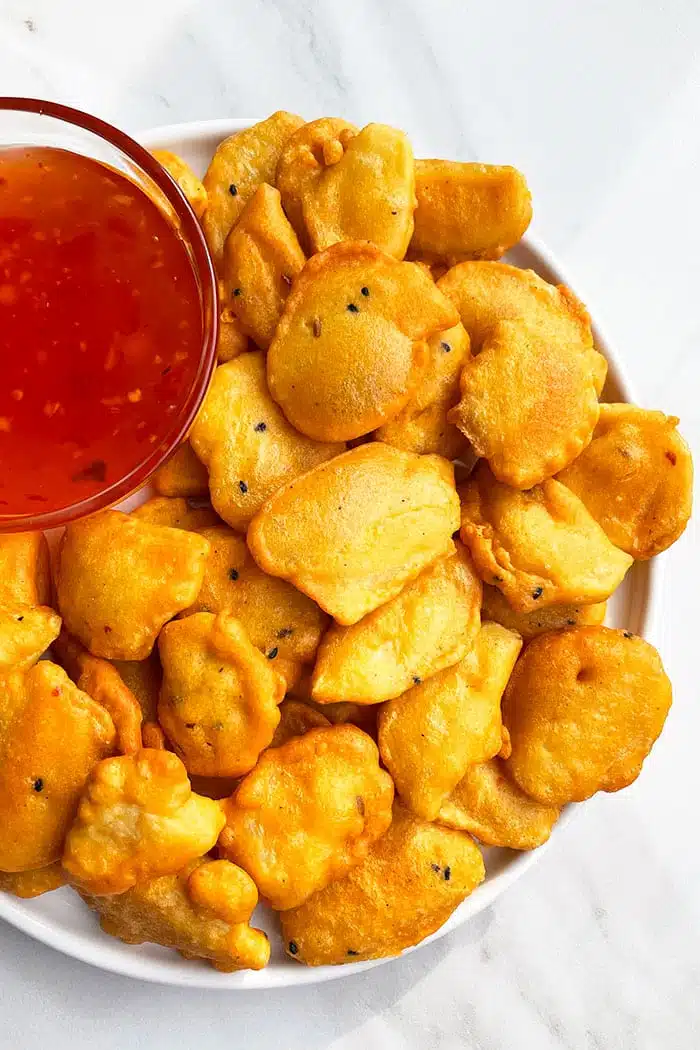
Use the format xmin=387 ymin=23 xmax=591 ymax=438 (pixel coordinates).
xmin=1 ymin=1 xmax=699 ymax=1047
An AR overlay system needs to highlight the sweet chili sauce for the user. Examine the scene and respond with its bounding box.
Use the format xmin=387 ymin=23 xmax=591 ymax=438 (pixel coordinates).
xmin=0 ymin=146 xmax=203 ymax=523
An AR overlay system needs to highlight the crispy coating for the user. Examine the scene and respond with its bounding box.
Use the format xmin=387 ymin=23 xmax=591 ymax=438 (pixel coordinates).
xmin=62 ymin=749 xmax=224 ymax=895
xmin=556 ymin=404 xmax=694 ymax=559
xmin=437 ymin=262 xmax=606 ymax=394
xmin=111 ymin=653 xmax=162 ymax=724
xmin=131 ymin=497 xmax=220 ymax=532
xmin=481 ymin=584 xmax=606 ymax=640
xmin=0 ymin=532 xmax=51 ymax=608
xmin=187 ymin=525 xmax=328 ymax=665
xmin=158 ymin=612 xmax=284 ymax=777
xmin=503 ymin=627 xmax=673 ymax=805
xmin=247 ymin=443 xmax=461 ymax=625
xmin=374 ymin=321 xmax=471 ymax=459
xmin=437 ymin=759 xmax=559 ymax=850
xmin=280 ymin=803 xmax=485 ymax=964
xmin=448 ymin=320 xmax=601 ymax=488
xmin=56 ymin=511 xmax=210 ymax=660
xmin=222 ymin=183 xmax=306 ymax=349
xmin=311 ymin=542 xmax=481 ymax=705
xmin=378 ymin=622 xmax=522 ymax=820
xmin=80 ymin=858 xmax=270 ymax=972
xmin=410 ymin=161 xmax=532 ymax=264
xmin=0 ymin=604 xmax=61 ymax=672
xmin=0 ymin=862 xmax=66 ymax=898
xmin=270 ymin=699 xmax=331 ymax=747
xmin=459 ymin=463 xmax=633 ymax=612
xmin=219 ymin=725 xmax=394 ymax=910
xmin=276 ymin=119 xmax=416 ymax=258
xmin=267 ymin=241 xmax=459 ymax=442
xmin=216 ymin=310 xmax=250 ymax=362
xmin=0 ymin=661 xmax=115 ymax=872
xmin=190 ymin=352 xmax=343 ymax=531
xmin=153 ymin=442 xmax=209 ymax=499
xmin=202 ymin=111 xmax=304 ymax=269
xmin=152 ymin=150 xmax=207 ymax=219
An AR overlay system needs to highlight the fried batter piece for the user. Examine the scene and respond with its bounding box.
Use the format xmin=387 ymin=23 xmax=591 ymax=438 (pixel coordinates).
xmin=216 ymin=310 xmax=250 ymax=362
xmin=267 ymin=241 xmax=458 ymax=442
xmin=247 ymin=443 xmax=460 ymax=625
xmin=56 ymin=510 xmax=210 ymax=660
xmin=410 ymin=161 xmax=532 ymax=265
xmin=0 ymin=604 xmax=61 ymax=672
xmin=131 ymin=497 xmax=219 ymax=532
xmin=556 ymin=404 xmax=693 ymax=559
xmin=270 ymin=699 xmax=331 ymax=747
xmin=187 ymin=525 xmax=328 ymax=665
xmin=280 ymin=803 xmax=485 ymax=964
xmin=219 ymin=725 xmax=394 ymax=910
xmin=111 ymin=653 xmax=162 ymax=725
xmin=80 ymin=858 xmax=270 ymax=972
xmin=153 ymin=442 xmax=209 ymax=499
xmin=481 ymin=584 xmax=606 ymax=640
xmin=0 ymin=862 xmax=66 ymax=899
xmin=276 ymin=118 xmax=415 ymax=257
xmin=222 ymin=183 xmax=305 ymax=349
xmin=378 ymin=622 xmax=522 ymax=820
xmin=0 ymin=661 xmax=115 ymax=872
xmin=202 ymin=111 xmax=304 ymax=268
xmin=311 ymin=542 xmax=481 ymax=705
xmin=190 ymin=352 xmax=343 ymax=531
xmin=158 ymin=612 xmax=284 ymax=777
xmin=0 ymin=531 xmax=51 ymax=608
xmin=437 ymin=758 xmax=559 ymax=850
xmin=449 ymin=320 xmax=601 ymax=488
xmin=152 ymin=150 xmax=207 ymax=219
xmin=62 ymin=749 xmax=224 ymax=894
xmin=459 ymin=463 xmax=633 ymax=612
xmin=374 ymin=321 xmax=471 ymax=459
xmin=503 ymin=627 xmax=673 ymax=805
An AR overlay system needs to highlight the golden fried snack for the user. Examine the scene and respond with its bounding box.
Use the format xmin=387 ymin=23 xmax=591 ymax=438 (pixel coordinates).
xmin=448 ymin=320 xmax=602 ymax=488
xmin=219 ymin=725 xmax=394 ymax=910
xmin=280 ymin=803 xmax=485 ymax=964
xmin=55 ymin=511 xmax=210 ymax=660
xmin=248 ymin=443 xmax=460 ymax=625
xmin=62 ymin=749 xmax=224 ymax=895
xmin=437 ymin=263 xmax=606 ymax=394
xmin=459 ymin=463 xmax=633 ymax=612
xmin=276 ymin=118 xmax=415 ymax=258
xmin=153 ymin=442 xmax=209 ymax=499
xmin=0 ymin=604 xmax=61 ymax=672
xmin=222 ymin=183 xmax=305 ymax=349
xmin=0 ymin=531 xmax=51 ymax=607
xmin=374 ymin=321 xmax=471 ymax=459
xmin=410 ymin=161 xmax=532 ymax=265
xmin=0 ymin=661 xmax=115 ymax=872
xmin=131 ymin=497 xmax=220 ymax=532
xmin=556 ymin=404 xmax=694 ymax=559
xmin=503 ymin=627 xmax=672 ymax=805
xmin=437 ymin=759 xmax=559 ymax=850
xmin=202 ymin=111 xmax=304 ymax=268
xmin=80 ymin=858 xmax=270 ymax=972
xmin=158 ymin=612 xmax=284 ymax=777
xmin=216 ymin=310 xmax=250 ymax=362
xmin=311 ymin=542 xmax=481 ymax=705
xmin=481 ymin=584 xmax=606 ymax=641
xmin=378 ymin=622 xmax=522 ymax=820
xmin=267 ymin=242 xmax=459 ymax=442
xmin=111 ymin=653 xmax=162 ymax=725
xmin=187 ymin=525 xmax=329 ymax=665
xmin=0 ymin=862 xmax=66 ymax=899
xmin=190 ymin=352 xmax=343 ymax=531
xmin=152 ymin=150 xmax=207 ymax=219
xmin=270 ymin=699 xmax=331 ymax=747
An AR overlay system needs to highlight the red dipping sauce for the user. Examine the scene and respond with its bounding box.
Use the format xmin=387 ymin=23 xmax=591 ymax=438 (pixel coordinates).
xmin=0 ymin=145 xmax=209 ymax=526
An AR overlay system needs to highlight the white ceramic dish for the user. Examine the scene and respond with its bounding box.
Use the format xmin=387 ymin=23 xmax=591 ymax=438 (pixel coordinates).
xmin=0 ymin=118 xmax=662 ymax=988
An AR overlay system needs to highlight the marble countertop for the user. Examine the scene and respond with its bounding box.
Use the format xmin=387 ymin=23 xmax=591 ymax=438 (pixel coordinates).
xmin=1 ymin=2 xmax=699 ymax=1047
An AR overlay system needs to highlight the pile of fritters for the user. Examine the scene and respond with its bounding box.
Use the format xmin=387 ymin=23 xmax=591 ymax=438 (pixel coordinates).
xmin=0 ymin=113 xmax=692 ymax=971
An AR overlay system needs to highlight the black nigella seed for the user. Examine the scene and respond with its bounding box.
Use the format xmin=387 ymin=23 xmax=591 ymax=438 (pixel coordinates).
xmin=347 ymin=303 xmax=359 ymax=313
xmin=229 ymin=183 xmax=238 ymax=196
xmin=623 ymin=631 xmax=633 ymax=639
xmin=347 ymin=949 xmax=359 ymax=956
xmin=229 ymin=568 xmax=239 ymax=581
xmin=493 ymin=575 xmax=504 ymax=583
xmin=16 ymin=615 xmax=24 ymax=622
xmin=233 ymin=287 xmax=242 ymax=297
xmin=391 ymin=209 xmax=397 ymax=215
xmin=413 ymin=676 xmax=422 ymax=685
xmin=441 ymin=341 xmax=452 ymax=352
xmin=288 ymin=941 xmax=299 ymax=955
xmin=443 ymin=866 xmax=451 ymax=882
xmin=532 ymin=587 xmax=544 ymax=600
xmin=33 ymin=778 xmax=44 ymax=792
xmin=254 ymin=421 xmax=267 ymax=432
xmin=431 ymin=863 xmax=441 ymax=873
xmin=267 ymin=647 xmax=278 ymax=660
xmin=567 ymin=619 xmax=576 ymax=626
xmin=239 ymin=480 xmax=248 ymax=494
xmin=360 ymin=286 xmax=370 ymax=297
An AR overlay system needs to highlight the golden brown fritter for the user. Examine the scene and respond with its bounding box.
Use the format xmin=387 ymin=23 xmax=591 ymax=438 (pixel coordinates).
xmin=131 ymin=497 xmax=220 ymax=532
xmin=481 ymin=584 xmax=606 ymax=640
xmin=152 ymin=150 xmax=207 ymax=219
xmin=152 ymin=442 xmax=210 ymax=499
xmin=0 ymin=532 xmax=51 ymax=608
xmin=0 ymin=604 xmax=61 ymax=673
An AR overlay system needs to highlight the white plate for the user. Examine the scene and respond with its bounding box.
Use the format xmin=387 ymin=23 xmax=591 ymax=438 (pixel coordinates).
xmin=0 ymin=119 xmax=662 ymax=988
